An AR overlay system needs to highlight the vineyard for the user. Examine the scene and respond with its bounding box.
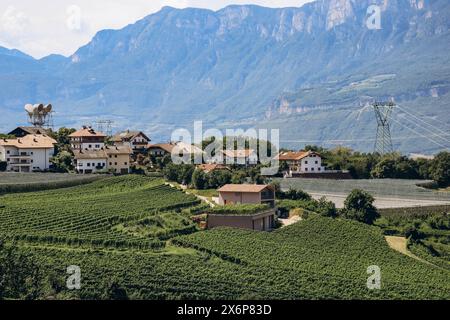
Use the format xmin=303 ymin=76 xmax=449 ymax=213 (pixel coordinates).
xmin=0 ymin=176 xmax=200 ymax=249
xmin=174 ymin=216 xmax=450 ymax=299
xmin=1 ymin=175 xmax=448 ymax=299
xmin=0 ymin=172 xmax=104 ymax=194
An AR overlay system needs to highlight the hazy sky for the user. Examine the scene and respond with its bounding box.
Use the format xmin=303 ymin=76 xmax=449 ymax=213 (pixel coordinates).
xmin=0 ymin=0 xmax=313 ymax=58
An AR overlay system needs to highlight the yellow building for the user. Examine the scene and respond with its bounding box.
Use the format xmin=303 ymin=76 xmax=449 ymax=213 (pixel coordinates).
xmin=105 ymin=145 xmax=133 ymax=174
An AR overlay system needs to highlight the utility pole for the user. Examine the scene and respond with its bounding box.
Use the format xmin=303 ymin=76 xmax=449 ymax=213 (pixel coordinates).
xmin=373 ymin=101 xmax=395 ymax=154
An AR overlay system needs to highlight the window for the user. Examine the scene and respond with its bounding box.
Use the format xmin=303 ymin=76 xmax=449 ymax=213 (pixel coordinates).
xmin=31 ymin=152 xmax=34 ymax=155
xmin=95 ymin=145 xmax=100 ymax=148
xmin=305 ymin=168 xmax=308 ymax=171
xmin=87 ymin=163 xmax=91 ymax=167
xmin=315 ymin=161 xmax=318 ymax=164
xmin=318 ymin=168 xmax=321 ymax=171
xmin=311 ymin=168 xmax=314 ymax=171
xmin=6 ymin=150 xmax=10 ymax=154
xmin=109 ymin=155 xmax=112 ymax=158
xmin=124 ymin=162 xmax=127 ymax=165
xmin=89 ymin=145 xmax=92 ymax=148
xmin=109 ymin=162 xmax=112 ymax=165
xmin=115 ymin=162 xmax=117 ymax=165
xmin=305 ymin=161 xmax=308 ymax=164
xmin=115 ymin=155 xmax=117 ymax=158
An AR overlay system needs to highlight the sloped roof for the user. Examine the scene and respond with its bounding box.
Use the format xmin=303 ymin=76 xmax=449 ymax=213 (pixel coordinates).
xmin=277 ymin=151 xmax=320 ymax=161
xmin=0 ymin=134 xmax=56 ymax=149
xmin=104 ymin=145 xmax=133 ymax=155
xmin=221 ymin=149 xmax=255 ymax=158
xmin=111 ymin=130 xmax=150 ymax=142
xmin=69 ymin=126 xmax=106 ymax=138
xmin=8 ymin=126 xmax=50 ymax=136
xmin=218 ymin=184 xmax=273 ymax=193
xmin=147 ymin=143 xmax=175 ymax=153
xmin=73 ymin=149 xmax=108 ymax=160
xmin=197 ymin=164 xmax=230 ymax=173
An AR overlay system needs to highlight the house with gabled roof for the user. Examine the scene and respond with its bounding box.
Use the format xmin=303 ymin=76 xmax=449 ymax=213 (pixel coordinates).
xmin=277 ymin=150 xmax=325 ymax=175
xmin=111 ymin=130 xmax=151 ymax=153
xmin=69 ymin=126 xmax=106 ymax=151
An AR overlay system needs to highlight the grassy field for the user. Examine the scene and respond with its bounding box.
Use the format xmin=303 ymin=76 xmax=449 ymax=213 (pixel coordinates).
xmin=2 ymin=175 xmax=448 ymax=299
xmin=276 ymin=178 xmax=450 ymax=201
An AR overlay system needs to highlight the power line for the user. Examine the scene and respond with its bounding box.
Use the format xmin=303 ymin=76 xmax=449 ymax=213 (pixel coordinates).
xmin=395 ymin=113 xmax=450 ymax=144
xmin=397 ymin=104 xmax=450 ymax=128
xmin=390 ymin=117 xmax=449 ymax=150
xmin=396 ymin=104 xmax=450 ymax=137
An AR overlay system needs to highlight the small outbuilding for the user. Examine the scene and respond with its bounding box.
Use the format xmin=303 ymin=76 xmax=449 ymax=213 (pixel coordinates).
xmin=217 ymin=184 xmax=275 ymax=207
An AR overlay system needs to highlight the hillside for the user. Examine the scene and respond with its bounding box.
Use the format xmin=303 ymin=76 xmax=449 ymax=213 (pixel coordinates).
xmin=1 ymin=0 xmax=449 ymax=153
xmin=1 ymin=176 xmax=448 ymax=299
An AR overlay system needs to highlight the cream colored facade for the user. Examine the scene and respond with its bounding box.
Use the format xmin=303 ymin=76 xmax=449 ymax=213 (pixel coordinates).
xmin=107 ymin=152 xmax=131 ymax=174
xmin=0 ymin=135 xmax=56 ymax=172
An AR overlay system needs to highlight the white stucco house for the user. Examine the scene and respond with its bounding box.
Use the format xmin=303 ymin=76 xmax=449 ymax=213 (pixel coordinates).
xmin=277 ymin=151 xmax=325 ymax=175
xmin=0 ymin=134 xmax=57 ymax=172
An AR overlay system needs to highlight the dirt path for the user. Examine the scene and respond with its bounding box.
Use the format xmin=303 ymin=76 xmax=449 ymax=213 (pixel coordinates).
xmin=385 ymin=236 xmax=432 ymax=266
xmin=279 ymin=216 xmax=302 ymax=228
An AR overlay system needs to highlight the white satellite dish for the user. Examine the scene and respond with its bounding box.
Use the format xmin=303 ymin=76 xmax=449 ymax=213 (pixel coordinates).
xmin=37 ymin=104 xmax=44 ymax=113
xmin=25 ymin=104 xmax=34 ymax=115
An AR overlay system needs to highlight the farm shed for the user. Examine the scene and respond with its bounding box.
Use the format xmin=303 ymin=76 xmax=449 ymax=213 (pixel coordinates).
xmin=207 ymin=209 xmax=276 ymax=231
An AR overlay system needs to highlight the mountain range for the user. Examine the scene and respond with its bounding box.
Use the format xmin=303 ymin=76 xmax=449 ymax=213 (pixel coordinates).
xmin=1 ymin=0 xmax=449 ymax=153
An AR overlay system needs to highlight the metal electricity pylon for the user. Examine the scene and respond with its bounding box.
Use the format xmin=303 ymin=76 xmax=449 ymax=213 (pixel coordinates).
xmin=373 ymin=101 xmax=395 ymax=154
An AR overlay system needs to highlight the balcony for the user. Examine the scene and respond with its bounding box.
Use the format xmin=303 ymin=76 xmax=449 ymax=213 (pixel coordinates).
xmin=8 ymin=154 xmax=32 ymax=159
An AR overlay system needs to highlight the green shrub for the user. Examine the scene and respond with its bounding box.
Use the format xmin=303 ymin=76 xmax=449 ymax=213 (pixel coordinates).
xmin=208 ymin=204 xmax=270 ymax=215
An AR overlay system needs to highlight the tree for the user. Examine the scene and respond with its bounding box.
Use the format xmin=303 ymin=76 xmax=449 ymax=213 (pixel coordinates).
xmin=342 ymin=189 xmax=379 ymax=225
xmin=192 ymin=169 xmax=208 ymax=190
xmin=316 ymin=197 xmax=338 ymax=218
xmin=429 ymin=152 xmax=450 ymax=187
xmin=50 ymin=151 xmax=74 ymax=172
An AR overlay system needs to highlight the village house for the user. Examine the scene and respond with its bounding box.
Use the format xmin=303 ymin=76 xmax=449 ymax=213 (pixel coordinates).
xmin=8 ymin=126 xmax=50 ymax=138
xmin=147 ymin=142 xmax=204 ymax=159
xmin=196 ymin=163 xmax=230 ymax=174
xmin=73 ymin=150 xmax=108 ymax=174
xmin=147 ymin=143 xmax=174 ymax=157
xmin=0 ymin=134 xmax=57 ymax=172
xmin=277 ymin=151 xmax=325 ymax=175
xmin=211 ymin=149 xmax=258 ymax=166
xmin=208 ymin=184 xmax=276 ymax=231
xmin=217 ymin=184 xmax=275 ymax=207
xmin=73 ymin=145 xmax=132 ymax=174
xmin=69 ymin=126 xmax=106 ymax=151
xmin=105 ymin=145 xmax=133 ymax=174
xmin=111 ymin=130 xmax=151 ymax=154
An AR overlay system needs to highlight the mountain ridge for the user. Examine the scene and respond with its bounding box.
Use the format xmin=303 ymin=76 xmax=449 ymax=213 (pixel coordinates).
xmin=1 ymin=0 xmax=449 ymax=153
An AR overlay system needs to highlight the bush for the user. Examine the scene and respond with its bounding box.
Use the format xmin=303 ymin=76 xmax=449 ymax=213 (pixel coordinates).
xmin=342 ymin=189 xmax=379 ymax=225
xmin=208 ymin=204 xmax=270 ymax=215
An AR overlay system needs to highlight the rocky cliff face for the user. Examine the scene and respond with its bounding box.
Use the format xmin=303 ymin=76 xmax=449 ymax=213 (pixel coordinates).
xmin=0 ymin=0 xmax=449 ymax=153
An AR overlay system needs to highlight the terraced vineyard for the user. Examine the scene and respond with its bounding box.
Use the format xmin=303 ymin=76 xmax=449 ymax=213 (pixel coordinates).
xmin=1 ymin=175 xmax=448 ymax=299
xmin=0 ymin=176 xmax=200 ymax=249
xmin=174 ymin=216 xmax=450 ymax=299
